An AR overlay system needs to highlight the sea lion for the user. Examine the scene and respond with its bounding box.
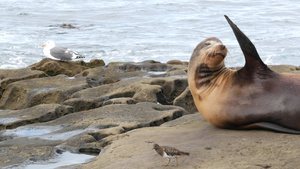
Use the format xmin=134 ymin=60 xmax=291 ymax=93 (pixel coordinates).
xmin=187 ymin=15 xmax=300 ymax=134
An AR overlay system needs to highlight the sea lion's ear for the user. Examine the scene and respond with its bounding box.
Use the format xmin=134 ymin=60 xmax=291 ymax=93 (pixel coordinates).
xmin=224 ymin=15 xmax=269 ymax=73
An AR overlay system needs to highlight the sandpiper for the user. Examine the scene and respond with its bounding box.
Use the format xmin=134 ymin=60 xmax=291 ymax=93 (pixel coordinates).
xmin=153 ymin=143 xmax=189 ymax=166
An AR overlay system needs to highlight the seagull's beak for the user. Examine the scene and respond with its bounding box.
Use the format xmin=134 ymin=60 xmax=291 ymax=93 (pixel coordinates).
xmin=42 ymin=44 xmax=46 ymax=47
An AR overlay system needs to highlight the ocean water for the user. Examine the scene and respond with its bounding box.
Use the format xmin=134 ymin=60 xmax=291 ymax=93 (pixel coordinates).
xmin=1 ymin=0 xmax=300 ymax=69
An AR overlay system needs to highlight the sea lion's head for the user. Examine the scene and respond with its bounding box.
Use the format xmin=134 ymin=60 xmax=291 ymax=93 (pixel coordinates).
xmin=190 ymin=37 xmax=227 ymax=69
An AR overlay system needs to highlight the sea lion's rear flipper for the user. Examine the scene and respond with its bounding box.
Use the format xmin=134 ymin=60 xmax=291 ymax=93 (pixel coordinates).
xmin=238 ymin=122 xmax=300 ymax=134
xmin=224 ymin=15 xmax=272 ymax=76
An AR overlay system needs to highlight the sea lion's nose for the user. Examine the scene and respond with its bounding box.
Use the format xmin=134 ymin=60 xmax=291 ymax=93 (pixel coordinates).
xmin=220 ymin=45 xmax=226 ymax=50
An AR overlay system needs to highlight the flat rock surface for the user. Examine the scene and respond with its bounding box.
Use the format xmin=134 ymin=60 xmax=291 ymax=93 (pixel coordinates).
xmin=0 ymin=102 xmax=186 ymax=167
xmin=0 ymin=104 xmax=73 ymax=130
xmin=0 ymin=60 xmax=300 ymax=169
xmin=83 ymin=114 xmax=300 ymax=169
xmin=0 ymin=75 xmax=88 ymax=110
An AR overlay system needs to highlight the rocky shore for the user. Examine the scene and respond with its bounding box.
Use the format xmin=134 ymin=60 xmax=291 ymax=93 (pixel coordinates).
xmin=0 ymin=59 xmax=300 ymax=169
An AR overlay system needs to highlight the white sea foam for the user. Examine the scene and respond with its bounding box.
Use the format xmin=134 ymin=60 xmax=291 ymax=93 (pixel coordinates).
xmin=1 ymin=0 xmax=300 ymax=69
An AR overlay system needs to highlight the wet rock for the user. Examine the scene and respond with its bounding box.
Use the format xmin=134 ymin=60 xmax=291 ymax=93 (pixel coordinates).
xmin=0 ymin=145 xmax=54 ymax=167
xmin=0 ymin=103 xmax=186 ymax=168
xmin=0 ymin=104 xmax=73 ymax=130
xmin=0 ymin=75 xmax=88 ymax=110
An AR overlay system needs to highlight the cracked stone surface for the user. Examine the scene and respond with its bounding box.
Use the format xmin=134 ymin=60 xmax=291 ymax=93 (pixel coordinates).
xmin=1 ymin=59 xmax=299 ymax=168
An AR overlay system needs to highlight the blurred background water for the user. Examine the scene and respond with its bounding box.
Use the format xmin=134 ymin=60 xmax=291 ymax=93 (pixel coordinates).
xmin=1 ymin=0 xmax=300 ymax=69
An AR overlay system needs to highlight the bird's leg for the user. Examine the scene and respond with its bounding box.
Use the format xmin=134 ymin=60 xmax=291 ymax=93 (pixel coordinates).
xmin=175 ymin=157 xmax=178 ymax=166
xmin=162 ymin=158 xmax=171 ymax=167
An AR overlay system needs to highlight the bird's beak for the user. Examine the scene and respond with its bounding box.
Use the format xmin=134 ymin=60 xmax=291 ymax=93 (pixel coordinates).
xmin=42 ymin=44 xmax=46 ymax=47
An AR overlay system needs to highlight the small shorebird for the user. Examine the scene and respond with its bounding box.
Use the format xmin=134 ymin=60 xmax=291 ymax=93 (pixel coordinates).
xmin=153 ymin=143 xmax=189 ymax=166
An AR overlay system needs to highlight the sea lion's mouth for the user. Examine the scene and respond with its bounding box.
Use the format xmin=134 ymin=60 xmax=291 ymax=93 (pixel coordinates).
xmin=216 ymin=53 xmax=226 ymax=58
xmin=208 ymin=53 xmax=226 ymax=58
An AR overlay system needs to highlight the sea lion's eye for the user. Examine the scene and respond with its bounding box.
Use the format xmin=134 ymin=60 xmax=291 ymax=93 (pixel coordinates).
xmin=204 ymin=42 xmax=210 ymax=46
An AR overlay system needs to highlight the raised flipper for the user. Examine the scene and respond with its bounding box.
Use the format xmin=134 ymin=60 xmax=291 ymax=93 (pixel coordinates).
xmin=224 ymin=15 xmax=273 ymax=80
xmin=237 ymin=122 xmax=300 ymax=134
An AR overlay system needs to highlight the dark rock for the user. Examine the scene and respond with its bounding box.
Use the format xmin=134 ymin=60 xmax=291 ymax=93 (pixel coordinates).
xmin=60 ymin=23 xmax=76 ymax=29
xmin=173 ymin=87 xmax=198 ymax=113
xmin=75 ymin=59 xmax=105 ymax=68
xmin=102 ymin=98 xmax=137 ymax=106
xmin=78 ymin=147 xmax=102 ymax=156
xmin=30 ymin=58 xmax=105 ymax=77
xmin=30 ymin=58 xmax=88 ymax=76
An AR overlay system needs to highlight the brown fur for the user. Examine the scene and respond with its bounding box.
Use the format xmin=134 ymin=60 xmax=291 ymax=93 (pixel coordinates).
xmin=187 ymin=16 xmax=300 ymax=134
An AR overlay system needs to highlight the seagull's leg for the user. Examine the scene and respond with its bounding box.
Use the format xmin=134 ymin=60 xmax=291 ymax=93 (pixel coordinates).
xmin=175 ymin=157 xmax=178 ymax=166
xmin=162 ymin=158 xmax=171 ymax=167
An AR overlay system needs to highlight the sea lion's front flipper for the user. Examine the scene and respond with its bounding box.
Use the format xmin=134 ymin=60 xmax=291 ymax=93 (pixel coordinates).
xmin=237 ymin=122 xmax=300 ymax=134
xmin=224 ymin=15 xmax=271 ymax=75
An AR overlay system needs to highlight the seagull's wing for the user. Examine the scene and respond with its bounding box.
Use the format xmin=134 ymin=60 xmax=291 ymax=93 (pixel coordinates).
xmin=50 ymin=46 xmax=73 ymax=60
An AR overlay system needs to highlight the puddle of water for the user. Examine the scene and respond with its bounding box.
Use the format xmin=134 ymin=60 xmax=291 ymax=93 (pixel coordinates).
xmin=2 ymin=126 xmax=62 ymax=137
xmin=33 ymin=87 xmax=58 ymax=92
xmin=168 ymin=75 xmax=187 ymax=78
xmin=19 ymin=130 xmax=49 ymax=136
xmin=25 ymin=151 xmax=96 ymax=169
xmin=2 ymin=125 xmax=98 ymax=141
xmin=148 ymin=71 xmax=166 ymax=75
xmin=64 ymin=76 xmax=75 ymax=79
xmin=35 ymin=128 xmax=97 ymax=141
xmin=0 ymin=118 xmax=21 ymax=125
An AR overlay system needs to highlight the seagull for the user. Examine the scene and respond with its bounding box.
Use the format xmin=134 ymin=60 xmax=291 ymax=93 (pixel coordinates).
xmin=153 ymin=143 xmax=189 ymax=166
xmin=42 ymin=40 xmax=84 ymax=61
